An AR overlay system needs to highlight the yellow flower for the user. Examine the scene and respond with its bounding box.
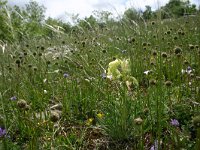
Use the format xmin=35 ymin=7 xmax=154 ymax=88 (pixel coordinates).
xmin=97 ymin=113 xmax=104 ymax=119
xmin=107 ymin=59 xmax=122 ymax=80
xmin=86 ymin=118 xmax=94 ymax=126
xmin=107 ymin=58 xmax=139 ymax=89
xmin=107 ymin=58 xmax=131 ymax=80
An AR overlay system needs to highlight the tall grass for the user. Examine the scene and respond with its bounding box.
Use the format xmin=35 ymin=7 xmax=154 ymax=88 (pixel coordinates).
xmin=0 ymin=9 xmax=200 ymax=150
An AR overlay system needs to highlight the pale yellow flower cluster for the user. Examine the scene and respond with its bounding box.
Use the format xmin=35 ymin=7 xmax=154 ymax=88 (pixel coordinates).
xmin=107 ymin=58 xmax=139 ymax=89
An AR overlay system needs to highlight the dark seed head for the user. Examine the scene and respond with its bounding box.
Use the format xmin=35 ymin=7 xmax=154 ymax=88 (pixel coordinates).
xmin=41 ymin=46 xmax=45 ymax=51
xmin=102 ymin=49 xmax=107 ymax=53
xmin=33 ymin=67 xmax=38 ymax=71
xmin=15 ymin=59 xmax=21 ymax=65
xmin=165 ymin=81 xmax=172 ymax=87
xmin=50 ymin=111 xmax=60 ymax=122
xmin=152 ymin=51 xmax=157 ymax=56
xmin=189 ymin=44 xmax=195 ymax=50
xmin=17 ymin=99 xmax=27 ymax=109
xmin=161 ymin=52 xmax=168 ymax=58
xmin=151 ymin=21 xmax=155 ymax=25
xmin=149 ymin=79 xmax=157 ymax=85
xmin=174 ymin=47 xmax=182 ymax=54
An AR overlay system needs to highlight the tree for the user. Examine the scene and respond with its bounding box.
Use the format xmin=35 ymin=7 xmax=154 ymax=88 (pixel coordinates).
xmin=162 ymin=0 xmax=197 ymax=18
xmin=123 ymin=8 xmax=140 ymax=22
xmin=143 ymin=5 xmax=152 ymax=20
xmin=77 ymin=15 xmax=97 ymax=30
xmin=22 ymin=0 xmax=46 ymax=38
xmin=0 ymin=0 xmax=14 ymax=41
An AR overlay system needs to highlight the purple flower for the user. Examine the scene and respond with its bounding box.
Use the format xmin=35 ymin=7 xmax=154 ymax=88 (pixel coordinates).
xmin=0 ymin=128 xmax=6 ymax=137
xmin=150 ymin=140 xmax=158 ymax=150
xmin=101 ymin=72 xmax=107 ymax=79
xmin=10 ymin=96 xmax=17 ymax=101
xmin=170 ymin=119 xmax=179 ymax=126
xmin=63 ymin=73 xmax=69 ymax=78
xmin=186 ymin=66 xmax=192 ymax=74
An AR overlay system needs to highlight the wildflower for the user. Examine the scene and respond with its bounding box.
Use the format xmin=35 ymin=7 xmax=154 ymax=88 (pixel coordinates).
xmin=150 ymin=140 xmax=158 ymax=150
xmin=44 ymin=90 xmax=48 ymax=94
xmin=186 ymin=66 xmax=192 ymax=74
xmin=144 ymin=70 xmax=152 ymax=75
xmin=107 ymin=59 xmax=123 ymax=80
xmin=97 ymin=113 xmax=104 ymax=119
xmin=86 ymin=118 xmax=94 ymax=125
xmin=170 ymin=119 xmax=179 ymax=126
xmin=0 ymin=128 xmax=6 ymax=137
xmin=101 ymin=72 xmax=107 ymax=79
xmin=63 ymin=73 xmax=69 ymax=78
xmin=10 ymin=96 xmax=17 ymax=101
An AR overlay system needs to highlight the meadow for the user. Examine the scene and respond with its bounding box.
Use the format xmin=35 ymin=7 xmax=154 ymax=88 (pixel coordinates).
xmin=0 ymin=11 xmax=200 ymax=149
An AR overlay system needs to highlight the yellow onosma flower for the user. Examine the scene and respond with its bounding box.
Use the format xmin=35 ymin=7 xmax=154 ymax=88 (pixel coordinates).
xmin=107 ymin=59 xmax=130 ymax=80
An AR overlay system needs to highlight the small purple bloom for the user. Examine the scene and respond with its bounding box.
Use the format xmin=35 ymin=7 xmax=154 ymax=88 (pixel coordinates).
xmin=186 ymin=66 xmax=192 ymax=74
xmin=0 ymin=128 xmax=6 ymax=137
xmin=150 ymin=140 xmax=158 ymax=150
xmin=10 ymin=96 xmax=17 ymax=101
xmin=170 ymin=119 xmax=179 ymax=126
xmin=63 ymin=73 xmax=69 ymax=78
xmin=101 ymin=73 xmax=107 ymax=79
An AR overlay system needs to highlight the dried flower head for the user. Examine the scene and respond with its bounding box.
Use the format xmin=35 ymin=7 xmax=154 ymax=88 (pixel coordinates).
xmin=174 ymin=47 xmax=182 ymax=55
xmin=17 ymin=99 xmax=28 ymax=109
xmin=134 ymin=117 xmax=143 ymax=125
xmin=165 ymin=81 xmax=172 ymax=87
xmin=161 ymin=52 xmax=168 ymax=58
xmin=50 ymin=111 xmax=60 ymax=122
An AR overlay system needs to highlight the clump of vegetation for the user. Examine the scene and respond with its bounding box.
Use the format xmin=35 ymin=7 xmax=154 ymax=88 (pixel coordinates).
xmin=0 ymin=0 xmax=200 ymax=149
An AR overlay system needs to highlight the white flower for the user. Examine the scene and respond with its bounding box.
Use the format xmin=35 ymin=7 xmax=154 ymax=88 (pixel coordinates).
xmin=44 ymin=90 xmax=48 ymax=94
xmin=144 ymin=70 xmax=151 ymax=75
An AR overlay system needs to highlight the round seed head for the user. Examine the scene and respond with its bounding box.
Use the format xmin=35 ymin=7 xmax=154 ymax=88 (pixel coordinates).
xmin=41 ymin=46 xmax=45 ymax=51
xmin=152 ymin=50 xmax=157 ymax=56
xmin=15 ymin=59 xmax=21 ymax=65
xmin=174 ymin=47 xmax=182 ymax=54
xmin=17 ymin=99 xmax=27 ymax=109
xmin=165 ymin=81 xmax=172 ymax=87
xmin=149 ymin=79 xmax=157 ymax=85
xmin=134 ymin=117 xmax=143 ymax=125
xmin=50 ymin=111 xmax=60 ymax=122
xmin=189 ymin=44 xmax=195 ymax=50
xmin=161 ymin=52 xmax=168 ymax=58
xmin=151 ymin=21 xmax=155 ymax=25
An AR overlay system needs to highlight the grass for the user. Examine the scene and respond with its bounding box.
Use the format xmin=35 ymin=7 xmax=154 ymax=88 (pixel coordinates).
xmin=0 ymin=14 xmax=200 ymax=150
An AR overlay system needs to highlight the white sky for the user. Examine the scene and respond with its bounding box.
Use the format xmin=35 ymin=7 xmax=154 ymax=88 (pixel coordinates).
xmin=7 ymin=0 xmax=200 ymax=21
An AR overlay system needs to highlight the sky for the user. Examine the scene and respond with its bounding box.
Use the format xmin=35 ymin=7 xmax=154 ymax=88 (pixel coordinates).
xmin=7 ymin=0 xmax=200 ymax=21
